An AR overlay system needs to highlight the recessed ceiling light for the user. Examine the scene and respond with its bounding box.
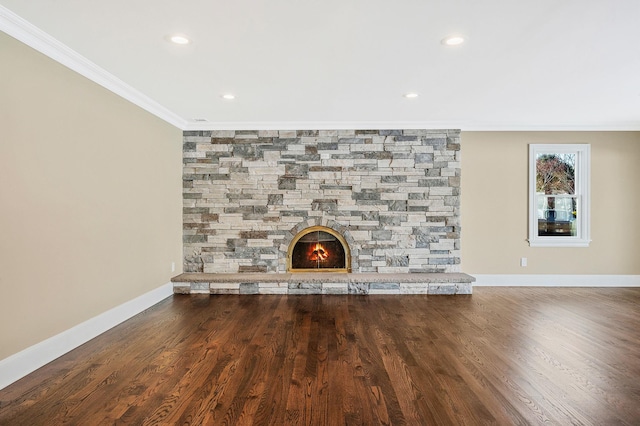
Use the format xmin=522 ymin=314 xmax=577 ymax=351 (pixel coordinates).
xmin=169 ymin=34 xmax=190 ymax=45
xmin=221 ymin=94 xmax=236 ymax=100
xmin=404 ymin=93 xmax=419 ymax=99
xmin=441 ymin=35 xmax=465 ymax=46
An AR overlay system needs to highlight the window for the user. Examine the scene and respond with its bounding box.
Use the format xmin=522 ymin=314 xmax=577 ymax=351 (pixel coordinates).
xmin=529 ymin=144 xmax=590 ymax=247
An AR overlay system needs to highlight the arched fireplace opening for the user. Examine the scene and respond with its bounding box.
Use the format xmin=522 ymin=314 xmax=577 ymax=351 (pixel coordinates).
xmin=288 ymin=226 xmax=351 ymax=272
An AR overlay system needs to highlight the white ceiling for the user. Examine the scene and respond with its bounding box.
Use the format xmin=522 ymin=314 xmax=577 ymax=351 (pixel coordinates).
xmin=2 ymin=0 xmax=640 ymax=130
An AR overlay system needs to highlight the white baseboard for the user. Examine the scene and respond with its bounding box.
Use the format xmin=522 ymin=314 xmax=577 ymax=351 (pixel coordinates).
xmin=472 ymin=274 xmax=640 ymax=287
xmin=0 ymin=282 xmax=173 ymax=391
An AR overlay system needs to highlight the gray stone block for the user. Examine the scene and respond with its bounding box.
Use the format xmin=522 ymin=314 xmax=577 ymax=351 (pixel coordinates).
xmin=352 ymin=191 xmax=381 ymax=201
xmin=381 ymin=175 xmax=407 ymax=183
xmin=379 ymin=215 xmax=402 ymax=226
xmin=173 ymin=283 xmax=191 ymax=294
xmin=388 ymin=201 xmax=407 ymax=211
xmin=317 ymin=143 xmax=339 ymax=150
xmin=348 ymin=282 xmax=369 ymax=294
xmin=429 ymin=258 xmax=457 ymax=265
xmin=322 ymin=284 xmax=349 ymax=295
xmin=288 ymin=282 xmax=322 ymax=290
xmin=369 ymin=282 xmax=400 ymax=290
xmin=285 ymin=164 xmax=309 ymax=177
xmin=418 ymin=178 xmax=449 ymax=187
xmin=183 ymin=235 xmax=207 ymax=243
xmin=415 ymin=153 xmax=434 ymax=163
xmin=278 ymin=177 xmax=296 ymax=190
xmin=312 ymin=199 xmax=338 ymax=211
xmin=268 ymin=194 xmax=283 ymax=205
xmin=232 ymin=144 xmax=256 ymax=158
xmin=387 ymin=256 xmax=409 ymax=267
xmin=379 ymin=129 xmax=403 ymax=136
xmin=428 ymin=284 xmax=457 ymax=295
xmin=455 ymin=283 xmax=473 ymax=294
xmin=210 ymin=288 xmax=240 ymax=294
xmin=190 ymin=282 xmax=210 ymax=293
xmin=370 ymin=230 xmax=391 ymax=240
xmin=239 ymin=283 xmax=259 ymax=294
xmin=399 ymin=283 xmax=429 ymax=294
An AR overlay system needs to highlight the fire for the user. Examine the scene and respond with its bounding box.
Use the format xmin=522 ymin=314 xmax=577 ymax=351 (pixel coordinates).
xmin=309 ymin=242 xmax=329 ymax=262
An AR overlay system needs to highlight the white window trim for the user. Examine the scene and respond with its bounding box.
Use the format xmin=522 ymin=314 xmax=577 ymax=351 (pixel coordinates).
xmin=528 ymin=144 xmax=591 ymax=247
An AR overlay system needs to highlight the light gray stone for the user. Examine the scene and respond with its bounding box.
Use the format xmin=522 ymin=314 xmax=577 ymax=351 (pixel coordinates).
xmin=239 ymin=283 xmax=259 ymax=294
xmin=183 ymin=129 xmax=462 ymax=276
xmin=348 ymin=282 xmax=369 ymax=294
xmin=190 ymin=282 xmax=209 ymax=293
xmin=428 ymin=284 xmax=458 ymax=295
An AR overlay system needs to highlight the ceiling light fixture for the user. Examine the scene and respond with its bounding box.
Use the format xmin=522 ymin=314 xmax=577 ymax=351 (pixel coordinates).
xmin=169 ymin=34 xmax=190 ymax=45
xmin=404 ymin=93 xmax=419 ymax=99
xmin=441 ymin=35 xmax=465 ymax=46
xmin=221 ymin=94 xmax=236 ymax=100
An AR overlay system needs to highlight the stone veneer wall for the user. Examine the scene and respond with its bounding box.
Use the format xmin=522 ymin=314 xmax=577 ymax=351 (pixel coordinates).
xmin=183 ymin=129 xmax=461 ymax=274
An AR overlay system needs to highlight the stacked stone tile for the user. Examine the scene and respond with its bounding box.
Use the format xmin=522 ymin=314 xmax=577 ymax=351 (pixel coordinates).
xmin=183 ymin=129 xmax=461 ymax=274
xmin=171 ymin=272 xmax=474 ymax=295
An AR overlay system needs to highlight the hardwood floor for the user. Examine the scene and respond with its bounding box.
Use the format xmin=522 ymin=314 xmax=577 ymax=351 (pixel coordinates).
xmin=1 ymin=288 xmax=639 ymax=425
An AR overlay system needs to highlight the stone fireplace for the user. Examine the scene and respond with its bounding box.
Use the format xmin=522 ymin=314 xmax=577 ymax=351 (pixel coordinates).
xmin=289 ymin=226 xmax=350 ymax=272
xmin=176 ymin=129 xmax=473 ymax=294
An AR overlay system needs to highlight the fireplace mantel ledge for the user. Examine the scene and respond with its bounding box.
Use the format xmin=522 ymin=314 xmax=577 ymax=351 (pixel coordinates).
xmin=171 ymin=272 xmax=475 ymax=295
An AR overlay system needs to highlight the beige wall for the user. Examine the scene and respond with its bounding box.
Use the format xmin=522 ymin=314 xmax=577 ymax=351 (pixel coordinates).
xmin=461 ymin=131 xmax=640 ymax=274
xmin=0 ymin=33 xmax=183 ymax=360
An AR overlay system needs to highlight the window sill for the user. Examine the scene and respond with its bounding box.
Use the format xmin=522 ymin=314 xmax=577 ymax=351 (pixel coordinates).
xmin=528 ymin=239 xmax=591 ymax=248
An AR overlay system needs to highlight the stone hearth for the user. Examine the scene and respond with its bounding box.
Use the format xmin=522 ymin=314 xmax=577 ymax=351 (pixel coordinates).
xmin=172 ymin=272 xmax=474 ymax=295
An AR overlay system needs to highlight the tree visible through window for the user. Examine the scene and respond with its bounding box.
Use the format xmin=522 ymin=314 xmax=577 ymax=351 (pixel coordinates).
xmin=536 ymin=153 xmax=576 ymax=236
xmin=529 ymin=145 xmax=590 ymax=247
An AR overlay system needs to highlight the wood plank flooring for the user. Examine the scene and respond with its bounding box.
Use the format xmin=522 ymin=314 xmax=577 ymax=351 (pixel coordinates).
xmin=1 ymin=287 xmax=639 ymax=425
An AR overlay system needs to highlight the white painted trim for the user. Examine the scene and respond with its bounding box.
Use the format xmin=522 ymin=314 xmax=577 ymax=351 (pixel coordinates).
xmin=472 ymin=274 xmax=640 ymax=287
xmin=528 ymin=144 xmax=591 ymax=248
xmin=182 ymin=121 xmax=640 ymax=131
xmin=182 ymin=121 xmax=468 ymax=131
xmin=0 ymin=5 xmax=187 ymax=130
xmin=0 ymin=282 xmax=173 ymax=391
xmin=460 ymin=123 xmax=640 ymax=131
xmin=528 ymin=240 xmax=591 ymax=248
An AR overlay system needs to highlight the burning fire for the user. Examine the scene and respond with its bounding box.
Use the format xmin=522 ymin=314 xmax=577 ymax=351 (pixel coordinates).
xmin=309 ymin=243 xmax=329 ymax=262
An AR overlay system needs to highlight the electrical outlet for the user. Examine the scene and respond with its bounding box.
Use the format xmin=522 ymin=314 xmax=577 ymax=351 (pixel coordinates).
xmin=171 ymin=262 xmax=176 ymax=272
xmin=520 ymin=257 xmax=527 ymax=267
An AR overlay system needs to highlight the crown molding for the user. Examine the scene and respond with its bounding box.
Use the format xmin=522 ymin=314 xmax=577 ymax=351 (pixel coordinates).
xmin=183 ymin=120 xmax=640 ymax=132
xmin=182 ymin=121 xmax=467 ymax=131
xmin=461 ymin=122 xmax=640 ymax=131
xmin=0 ymin=5 xmax=188 ymax=129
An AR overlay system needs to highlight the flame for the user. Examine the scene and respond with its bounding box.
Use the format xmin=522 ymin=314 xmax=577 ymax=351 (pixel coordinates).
xmin=309 ymin=242 xmax=329 ymax=261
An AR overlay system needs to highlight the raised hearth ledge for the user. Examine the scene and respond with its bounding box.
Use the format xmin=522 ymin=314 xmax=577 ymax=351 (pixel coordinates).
xmin=171 ymin=273 xmax=475 ymax=295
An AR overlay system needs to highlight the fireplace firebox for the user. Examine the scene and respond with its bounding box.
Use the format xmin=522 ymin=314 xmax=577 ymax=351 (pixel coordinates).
xmin=288 ymin=226 xmax=350 ymax=272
